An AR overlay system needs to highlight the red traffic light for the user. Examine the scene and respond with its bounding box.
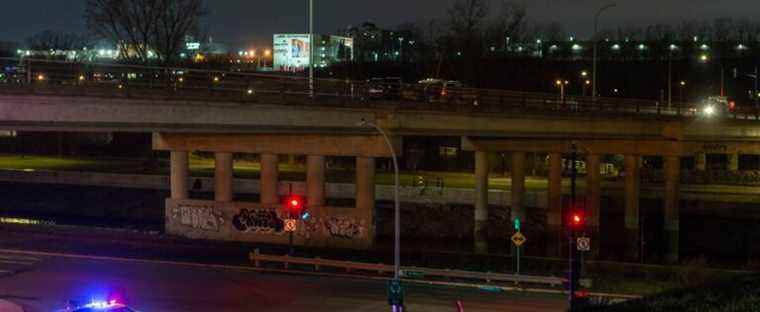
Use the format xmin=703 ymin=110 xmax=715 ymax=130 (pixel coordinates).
xmin=284 ymin=195 xmax=309 ymax=219
xmin=569 ymin=211 xmax=585 ymax=229
xmin=286 ymin=196 xmax=303 ymax=211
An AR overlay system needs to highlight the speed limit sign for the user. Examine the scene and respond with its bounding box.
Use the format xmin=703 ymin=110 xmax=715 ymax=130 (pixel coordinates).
xmin=577 ymin=237 xmax=591 ymax=252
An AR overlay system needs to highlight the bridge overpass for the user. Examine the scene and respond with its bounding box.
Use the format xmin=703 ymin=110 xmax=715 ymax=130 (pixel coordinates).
xmin=2 ymin=58 xmax=760 ymax=262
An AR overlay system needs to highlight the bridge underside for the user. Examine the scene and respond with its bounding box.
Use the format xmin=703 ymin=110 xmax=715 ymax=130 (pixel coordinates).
xmin=462 ymin=135 xmax=760 ymax=263
xmin=154 ymin=132 xmax=399 ymax=250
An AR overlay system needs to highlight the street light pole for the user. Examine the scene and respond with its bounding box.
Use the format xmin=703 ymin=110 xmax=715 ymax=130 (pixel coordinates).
xmin=592 ymin=2 xmax=616 ymax=100
xmin=359 ymin=118 xmax=401 ymax=309
xmin=309 ymin=0 xmax=314 ymax=98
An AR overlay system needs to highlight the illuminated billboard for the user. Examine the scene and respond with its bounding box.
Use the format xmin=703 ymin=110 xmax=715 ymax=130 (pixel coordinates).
xmin=273 ymin=34 xmax=311 ymax=72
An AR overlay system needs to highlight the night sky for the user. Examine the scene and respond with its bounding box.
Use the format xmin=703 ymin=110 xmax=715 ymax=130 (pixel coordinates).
xmin=1 ymin=0 xmax=758 ymax=48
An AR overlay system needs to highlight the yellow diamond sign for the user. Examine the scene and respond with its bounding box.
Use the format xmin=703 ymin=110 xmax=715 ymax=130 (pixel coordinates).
xmin=511 ymin=232 xmax=526 ymax=247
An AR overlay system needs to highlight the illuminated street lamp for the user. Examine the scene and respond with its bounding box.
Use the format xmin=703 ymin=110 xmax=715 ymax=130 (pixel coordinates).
xmin=556 ymin=79 xmax=570 ymax=103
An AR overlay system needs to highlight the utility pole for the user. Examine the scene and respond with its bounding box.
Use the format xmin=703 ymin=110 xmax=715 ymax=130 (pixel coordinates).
xmin=668 ymin=52 xmax=673 ymax=110
xmin=309 ymin=0 xmax=314 ymax=98
xmin=592 ymin=2 xmax=616 ymax=100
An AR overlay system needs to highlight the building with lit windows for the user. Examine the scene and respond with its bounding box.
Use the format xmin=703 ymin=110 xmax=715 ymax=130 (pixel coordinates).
xmin=272 ymin=34 xmax=353 ymax=72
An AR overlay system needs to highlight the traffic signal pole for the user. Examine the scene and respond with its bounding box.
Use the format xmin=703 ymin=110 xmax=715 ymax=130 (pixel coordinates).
xmin=568 ymin=143 xmax=585 ymax=311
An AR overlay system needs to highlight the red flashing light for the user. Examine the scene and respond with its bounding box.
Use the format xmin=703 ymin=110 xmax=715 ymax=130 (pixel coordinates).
xmin=569 ymin=211 xmax=585 ymax=230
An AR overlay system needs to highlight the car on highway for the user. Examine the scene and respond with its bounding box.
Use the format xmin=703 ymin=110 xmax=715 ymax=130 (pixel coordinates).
xmin=406 ymin=78 xmax=479 ymax=105
xmin=366 ymin=77 xmax=402 ymax=100
xmin=700 ymin=96 xmax=734 ymax=117
xmin=55 ymin=300 xmax=139 ymax=312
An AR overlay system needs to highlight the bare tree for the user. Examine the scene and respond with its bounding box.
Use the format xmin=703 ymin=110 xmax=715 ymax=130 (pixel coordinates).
xmin=86 ymin=0 xmax=205 ymax=64
xmin=153 ymin=0 xmax=204 ymax=65
xmin=487 ymin=0 xmax=527 ymax=45
xmin=448 ymin=0 xmax=489 ymax=52
xmin=27 ymin=30 xmax=88 ymax=51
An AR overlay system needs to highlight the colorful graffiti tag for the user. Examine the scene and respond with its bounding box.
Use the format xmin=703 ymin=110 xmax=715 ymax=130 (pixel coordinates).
xmin=324 ymin=217 xmax=366 ymax=239
xmin=232 ymin=209 xmax=285 ymax=234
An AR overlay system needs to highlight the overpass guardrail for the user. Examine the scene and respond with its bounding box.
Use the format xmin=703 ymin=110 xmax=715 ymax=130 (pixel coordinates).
xmin=2 ymin=57 xmax=759 ymax=119
xmin=249 ymin=249 xmax=566 ymax=287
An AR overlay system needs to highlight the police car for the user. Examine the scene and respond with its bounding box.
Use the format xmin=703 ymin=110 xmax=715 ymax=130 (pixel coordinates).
xmin=55 ymin=300 xmax=139 ymax=312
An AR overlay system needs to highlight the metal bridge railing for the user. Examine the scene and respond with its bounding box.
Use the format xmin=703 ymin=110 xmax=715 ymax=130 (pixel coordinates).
xmin=1 ymin=57 xmax=758 ymax=119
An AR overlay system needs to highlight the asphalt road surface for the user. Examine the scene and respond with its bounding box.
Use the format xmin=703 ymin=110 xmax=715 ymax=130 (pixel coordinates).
xmin=0 ymin=251 xmax=567 ymax=312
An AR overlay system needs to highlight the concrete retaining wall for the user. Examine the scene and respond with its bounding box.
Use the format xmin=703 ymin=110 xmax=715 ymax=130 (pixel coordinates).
xmin=166 ymin=199 xmax=373 ymax=249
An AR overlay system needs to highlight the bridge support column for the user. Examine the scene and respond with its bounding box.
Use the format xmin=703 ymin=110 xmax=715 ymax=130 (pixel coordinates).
xmin=664 ymin=156 xmax=681 ymax=263
xmin=624 ymin=155 xmax=641 ymax=261
xmin=214 ymin=152 xmax=233 ymax=202
xmin=170 ymin=151 xmax=189 ymax=200
xmin=511 ymin=152 xmax=526 ymax=228
xmin=728 ymin=153 xmax=739 ymax=172
xmin=547 ymin=153 xmax=563 ymax=257
xmin=307 ymin=155 xmax=326 ymax=213
xmin=474 ymin=151 xmax=490 ymax=254
xmin=695 ymin=152 xmax=707 ymax=171
xmin=260 ymin=154 xmax=279 ymax=205
xmin=356 ymin=157 xmax=376 ymax=240
xmin=585 ymin=153 xmax=601 ymax=258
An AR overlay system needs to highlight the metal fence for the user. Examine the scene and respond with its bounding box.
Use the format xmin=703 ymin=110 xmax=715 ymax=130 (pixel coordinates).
xmin=249 ymin=249 xmax=565 ymax=287
xmin=2 ymin=57 xmax=759 ymax=119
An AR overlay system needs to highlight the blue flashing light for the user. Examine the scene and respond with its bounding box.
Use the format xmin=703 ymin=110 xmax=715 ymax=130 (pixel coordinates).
xmin=301 ymin=212 xmax=311 ymax=221
xmin=83 ymin=299 xmax=121 ymax=310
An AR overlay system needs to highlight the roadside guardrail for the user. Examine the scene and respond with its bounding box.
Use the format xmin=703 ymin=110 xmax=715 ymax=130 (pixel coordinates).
xmin=249 ymin=249 xmax=566 ymax=287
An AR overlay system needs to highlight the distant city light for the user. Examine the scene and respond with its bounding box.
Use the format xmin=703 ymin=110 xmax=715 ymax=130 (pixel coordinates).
xmin=669 ymin=44 xmax=678 ymax=51
xmin=637 ymin=44 xmax=647 ymax=51
xmin=611 ymin=44 xmax=621 ymax=51
xmin=700 ymin=44 xmax=710 ymax=51
xmin=737 ymin=44 xmax=748 ymax=51
xmin=700 ymin=54 xmax=710 ymax=62
xmin=571 ymin=44 xmax=582 ymax=51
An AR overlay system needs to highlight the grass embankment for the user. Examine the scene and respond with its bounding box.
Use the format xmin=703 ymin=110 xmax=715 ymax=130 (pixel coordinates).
xmin=580 ymin=273 xmax=760 ymax=311
xmin=0 ymin=154 xmax=549 ymax=189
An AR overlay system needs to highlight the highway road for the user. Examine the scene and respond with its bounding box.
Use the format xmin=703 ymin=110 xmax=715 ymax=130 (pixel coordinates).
xmin=0 ymin=250 xmax=568 ymax=312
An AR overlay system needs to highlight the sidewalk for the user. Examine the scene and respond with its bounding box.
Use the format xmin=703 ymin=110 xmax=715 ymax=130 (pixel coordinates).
xmin=0 ymin=300 xmax=23 ymax=312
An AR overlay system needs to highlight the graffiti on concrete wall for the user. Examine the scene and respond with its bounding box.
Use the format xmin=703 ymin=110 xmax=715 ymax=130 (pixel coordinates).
xmin=232 ymin=209 xmax=285 ymax=234
xmin=171 ymin=204 xmax=224 ymax=232
xmin=324 ymin=217 xmax=367 ymax=239
xmin=701 ymin=143 xmax=729 ymax=153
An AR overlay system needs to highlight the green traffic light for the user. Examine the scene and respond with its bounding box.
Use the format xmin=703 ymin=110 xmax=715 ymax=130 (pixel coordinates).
xmin=514 ymin=218 xmax=521 ymax=231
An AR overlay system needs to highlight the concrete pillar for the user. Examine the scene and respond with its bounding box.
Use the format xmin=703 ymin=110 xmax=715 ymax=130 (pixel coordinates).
xmin=260 ymin=154 xmax=279 ymax=205
xmin=624 ymin=155 xmax=641 ymax=261
xmin=664 ymin=156 xmax=681 ymax=263
xmin=695 ymin=152 xmax=707 ymax=171
xmin=728 ymin=153 xmax=739 ymax=172
xmin=307 ymin=155 xmax=326 ymax=211
xmin=214 ymin=152 xmax=233 ymax=202
xmin=170 ymin=151 xmax=189 ymax=200
xmin=547 ymin=153 xmax=563 ymax=257
xmin=511 ymin=152 xmax=526 ymax=225
xmin=356 ymin=157 xmax=376 ymax=229
xmin=585 ymin=153 xmax=601 ymax=258
xmin=474 ymin=151 xmax=490 ymax=254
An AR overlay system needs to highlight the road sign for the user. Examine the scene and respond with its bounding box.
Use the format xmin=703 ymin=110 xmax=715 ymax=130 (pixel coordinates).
xmin=284 ymin=219 xmax=297 ymax=233
xmin=387 ymin=280 xmax=404 ymax=306
xmin=511 ymin=232 xmax=526 ymax=247
xmin=577 ymin=237 xmax=591 ymax=252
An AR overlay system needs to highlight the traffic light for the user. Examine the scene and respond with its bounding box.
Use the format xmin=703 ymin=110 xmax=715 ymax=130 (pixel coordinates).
xmin=569 ymin=210 xmax=585 ymax=233
xmin=284 ymin=195 xmax=309 ymax=220
xmin=513 ymin=217 xmax=521 ymax=232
